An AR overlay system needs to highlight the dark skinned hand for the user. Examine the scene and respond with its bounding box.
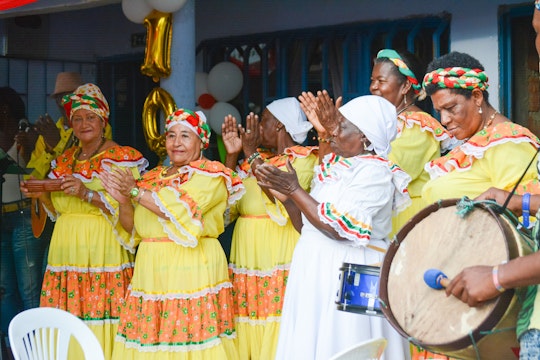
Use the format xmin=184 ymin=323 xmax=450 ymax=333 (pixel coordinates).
xmin=35 ymin=114 xmax=61 ymax=149
xmin=314 ymin=90 xmax=342 ymax=136
xmin=242 ymin=112 xmax=261 ymax=156
xmin=255 ymin=160 xmax=300 ymax=195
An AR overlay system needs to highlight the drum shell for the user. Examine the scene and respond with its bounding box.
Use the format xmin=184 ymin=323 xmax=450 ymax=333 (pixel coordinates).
xmin=379 ymin=199 xmax=534 ymax=360
xmin=336 ymin=263 xmax=383 ymax=317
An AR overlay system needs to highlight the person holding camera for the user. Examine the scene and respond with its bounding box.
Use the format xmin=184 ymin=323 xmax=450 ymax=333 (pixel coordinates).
xmin=0 ymin=87 xmax=48 ymax=357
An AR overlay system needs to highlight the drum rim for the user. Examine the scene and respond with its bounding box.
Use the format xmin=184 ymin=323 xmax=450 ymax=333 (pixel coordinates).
xmin=379 ymin=198 xmax=516 ymax=352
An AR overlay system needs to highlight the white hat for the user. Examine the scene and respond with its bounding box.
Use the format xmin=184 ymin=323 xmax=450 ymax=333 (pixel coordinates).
xmin=338 ymin=95 xmax=397 ymax=157
xmin=266 ymin=97 xmax=313 ymax=144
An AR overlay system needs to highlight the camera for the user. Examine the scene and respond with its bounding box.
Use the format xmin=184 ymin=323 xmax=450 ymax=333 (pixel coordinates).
xmin=18 ymin=119 xmax=30 ymax=132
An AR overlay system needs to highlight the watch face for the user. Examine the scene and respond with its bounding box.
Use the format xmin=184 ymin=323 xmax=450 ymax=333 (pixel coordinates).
xmin=130 ymin=187 xmax=139 ymax=197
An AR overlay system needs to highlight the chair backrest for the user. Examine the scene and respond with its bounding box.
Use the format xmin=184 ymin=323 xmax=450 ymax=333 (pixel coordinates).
xmin=8 ymin=307 xmax=104 ymax=360
xmin=329 ymin=337 xmax=388 ymax=360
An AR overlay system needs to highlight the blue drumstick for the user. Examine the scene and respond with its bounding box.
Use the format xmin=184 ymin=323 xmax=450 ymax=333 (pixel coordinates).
xmin=424 ymin=269 xmax=450 ymax=290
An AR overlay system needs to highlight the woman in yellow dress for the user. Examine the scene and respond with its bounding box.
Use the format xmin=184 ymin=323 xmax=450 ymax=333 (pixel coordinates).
xmin=21 ymin=83 xmax=148 ymax=359
xmin=221 ymin=97 xmax=318 ymax=360
xmin=102 ymin=108 xmax=244 ymax=359
xmin=371 ymin=49 xmax=457 ymax=238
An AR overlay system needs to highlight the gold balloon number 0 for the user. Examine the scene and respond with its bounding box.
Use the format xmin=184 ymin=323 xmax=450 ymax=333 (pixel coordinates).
xmin=143 ymin=87 xmax=176 ymax=162
xmin=141 ymin=10 xmax=172 ymax=82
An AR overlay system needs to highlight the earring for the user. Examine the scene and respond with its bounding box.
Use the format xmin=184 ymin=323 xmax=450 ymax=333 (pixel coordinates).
xmin=404 ymin=96 xmax=408 ymax=105
xmin=478 ymin=107 xmax=483 ymax=114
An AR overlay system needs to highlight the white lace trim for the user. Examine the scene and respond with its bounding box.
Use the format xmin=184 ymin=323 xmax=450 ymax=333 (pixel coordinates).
xmin=176 ymin=164 xmax=245 ymax=206
xmin=228 ymin=263 xmax=291 ymax=277
xmin=425 ymin=136 xmax=538 ymax=180
xmin=128 ymin=281 xmax=233 ymax=301
xmin=83 ymin=318 xmax=119 ymax=326
xmin=154 ymin=189 xmax=200 ymax=248
xmin=235 ymin=315 xmax=281 ymax=325
xmin=46 ymin=263 xmax=134 ymax=273
xmin=115 ymin=332 xmax=236 ymax=353
xmin=97 ymin=192 xmax=138 ymax=254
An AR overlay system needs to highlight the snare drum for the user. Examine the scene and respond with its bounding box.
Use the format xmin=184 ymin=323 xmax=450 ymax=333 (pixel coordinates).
xmin=336 ymin=263 xmax=383 ymax=316
xmin=379 ymin=199 xmax=535 ymax=360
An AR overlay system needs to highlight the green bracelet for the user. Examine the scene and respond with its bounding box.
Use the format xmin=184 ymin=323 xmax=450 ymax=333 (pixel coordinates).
xmin=247 ymin=151 xmax=261 ymax=165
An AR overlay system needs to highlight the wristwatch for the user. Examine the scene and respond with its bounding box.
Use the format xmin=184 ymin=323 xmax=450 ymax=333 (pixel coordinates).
xmin=129 ymin=187 xmax=140 ymax=198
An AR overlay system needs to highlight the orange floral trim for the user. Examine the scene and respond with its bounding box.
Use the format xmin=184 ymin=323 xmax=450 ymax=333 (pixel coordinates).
xmin=40 ymin=266 xmax=133 ymax=323
xmin=115 ymin=285 xmax=235 ymax=350
xmin=426 ymin=122 xmax=540 ymax=179
xmin=237 ymin=146 xmax=318 ymax=176
xmin=398 ymin=111 xmax=458 ymax=151
xmin=138 ymin=160 xmax=244 ymax=205
xmin=229 ymin=265 xmax=289 ymax=323
xmin=518 ymin=178 xmax=540 ymax=195
xmin=50 ymin=145 xmax=147 ymax=180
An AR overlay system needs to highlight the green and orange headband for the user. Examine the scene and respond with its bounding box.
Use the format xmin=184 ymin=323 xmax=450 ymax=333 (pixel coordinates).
xmin=377 ymin=49 xmax=422 ymax=95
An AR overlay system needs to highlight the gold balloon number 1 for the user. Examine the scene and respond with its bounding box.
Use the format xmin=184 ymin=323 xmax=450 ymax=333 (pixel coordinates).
xmin=141 ymin=10 xmax=175 ymax=162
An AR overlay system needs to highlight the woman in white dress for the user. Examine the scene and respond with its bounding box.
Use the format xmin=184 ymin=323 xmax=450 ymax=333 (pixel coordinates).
xmin=256 ymin=94 xmax=412 ymax=360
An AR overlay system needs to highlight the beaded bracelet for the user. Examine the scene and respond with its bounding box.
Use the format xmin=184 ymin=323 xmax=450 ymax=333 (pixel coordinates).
xmin=247 ymin=151 xmax=261 ymax=165
xmin=87 ymin=190 xmax=94 ymax=204
xmin=317 ymin=136 xmax=331 ymax=143
xmin=523 ymin=192 xmax=531 ymax=228
xmin=136 ymin=189 xmax=147 ymax=203
xmin=492 ymin=265 xmax=506 ymax=293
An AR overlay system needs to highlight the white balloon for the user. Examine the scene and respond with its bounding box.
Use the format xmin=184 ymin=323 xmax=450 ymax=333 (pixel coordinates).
xmin=207 ymin=62 xmax=243 ymax=102
xmin=147 ymin=0 xmax=188 ymax=13
xmin=208 ymin=102 xmax=241 ymax=136
xmin=195 ymin=72 xmax=209 ymax=100
xmin=122 ymin=0 xmax=152 ymax=24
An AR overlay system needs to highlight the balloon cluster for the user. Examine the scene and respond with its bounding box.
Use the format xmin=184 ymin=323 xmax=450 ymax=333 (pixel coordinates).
xmin=195 ymin=62 xmax=243 ymax=136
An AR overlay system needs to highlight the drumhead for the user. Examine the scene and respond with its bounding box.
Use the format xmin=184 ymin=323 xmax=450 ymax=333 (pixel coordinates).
xmin=379 ymin=199 xmax=528 ymax=353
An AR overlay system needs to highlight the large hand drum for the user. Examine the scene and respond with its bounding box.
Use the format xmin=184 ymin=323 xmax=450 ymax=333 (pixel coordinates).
xmin=379 ymin=199 xmax=535 ymax=360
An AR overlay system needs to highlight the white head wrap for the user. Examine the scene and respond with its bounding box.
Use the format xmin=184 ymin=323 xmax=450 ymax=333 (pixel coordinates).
xmin=266 ymin=97 xmax=313 ymax=144
xmin=338 ymin=95 xmax=397 ymax=157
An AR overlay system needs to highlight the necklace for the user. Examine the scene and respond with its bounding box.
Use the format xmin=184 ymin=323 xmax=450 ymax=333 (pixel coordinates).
xmin=161 ymin=165 xmax=179 ymax=177
xmin=483 ymin=111 xmax=498 ymax=129
xmin=71 ymin=137 xmax=106 ymax=172
xmin=397 ymin=103 xmax=414 ymax=115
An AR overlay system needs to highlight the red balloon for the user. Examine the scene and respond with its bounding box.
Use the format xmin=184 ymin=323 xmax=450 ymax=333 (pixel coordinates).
xmin=198 ymin=93 xmax=217 ymax=109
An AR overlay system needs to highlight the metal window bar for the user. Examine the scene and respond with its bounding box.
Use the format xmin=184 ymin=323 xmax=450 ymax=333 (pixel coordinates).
xmin=196 ymin=14 xmax=450 ymax=116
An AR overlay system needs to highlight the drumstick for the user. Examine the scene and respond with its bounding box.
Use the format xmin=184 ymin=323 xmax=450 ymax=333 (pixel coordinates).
xmin=424 ymin=269 xmax=449 ymax=290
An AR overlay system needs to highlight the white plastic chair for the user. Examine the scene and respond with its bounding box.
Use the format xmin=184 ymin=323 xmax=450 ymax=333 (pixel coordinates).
xmin=329 ymin=337 xmax=388 ymax=360
xmin=8 ymin=307 xmax=104 ymax=360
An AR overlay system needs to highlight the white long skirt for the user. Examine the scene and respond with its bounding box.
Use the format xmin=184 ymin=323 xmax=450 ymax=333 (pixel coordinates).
xmin=275 ymin=227 xmax=410 ymax=360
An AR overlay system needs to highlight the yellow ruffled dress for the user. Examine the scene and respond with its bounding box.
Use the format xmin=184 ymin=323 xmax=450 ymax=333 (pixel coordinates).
xmin=228 ymin=145 xmax=318 ymax=360
xmin=111 ymin=160 xmax=244 ymax=360
xmin=40 ymin=145 xmax=147 ymax=359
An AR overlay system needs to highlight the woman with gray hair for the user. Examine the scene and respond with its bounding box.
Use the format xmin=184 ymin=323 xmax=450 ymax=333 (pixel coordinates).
xmin=222 ymin=97 xmax=318 ymax=360
xmin=256 ymin=94 xmax=411 ymax=359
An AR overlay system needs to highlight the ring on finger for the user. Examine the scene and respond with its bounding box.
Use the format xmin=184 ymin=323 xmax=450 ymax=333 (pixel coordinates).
xmin=246 ymin=129 xmax=252 ymax=134
xmin=71 ymin=187 xmax=75 ymax=194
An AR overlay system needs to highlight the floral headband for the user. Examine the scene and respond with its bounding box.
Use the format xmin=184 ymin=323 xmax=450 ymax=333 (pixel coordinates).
xmin=377 ymin=49 xmax=422 ymax=95
xmin=62 ymin=83 xmax=110 ymax=124
xmin=165 ymin=108 xmax=211 ymax=149
xmin=422 ymin=67 xmax=489 ymax=91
